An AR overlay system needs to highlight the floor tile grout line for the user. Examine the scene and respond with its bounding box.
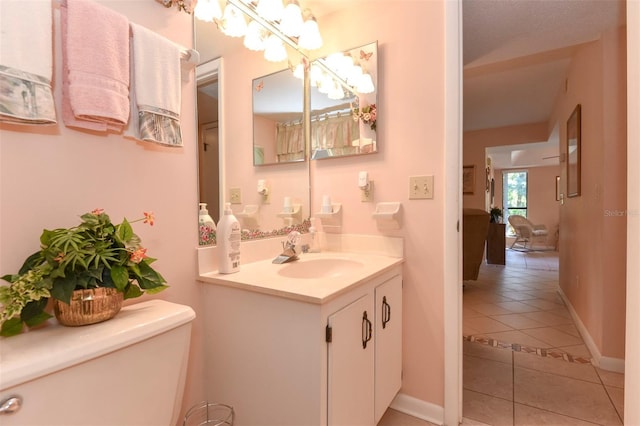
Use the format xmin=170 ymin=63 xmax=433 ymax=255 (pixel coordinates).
xmin=595 ymin=369 xmax=625 ymax=424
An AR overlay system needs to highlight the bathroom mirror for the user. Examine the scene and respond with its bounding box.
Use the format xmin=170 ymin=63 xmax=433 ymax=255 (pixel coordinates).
xmin=310 ymin=41 xmax=378 ymax=160
xmin=196 ymin=20 xmax=310 ymax=241
xmin=252 ymin=68 xmax=305 ymax=165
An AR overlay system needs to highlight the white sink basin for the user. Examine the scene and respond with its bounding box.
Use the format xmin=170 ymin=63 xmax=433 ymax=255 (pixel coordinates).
xmin=277 ymin=258 xmax=364 ymax=279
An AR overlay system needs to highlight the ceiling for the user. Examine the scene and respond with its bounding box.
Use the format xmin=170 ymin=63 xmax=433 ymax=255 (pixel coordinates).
xmin=195 ymin=1 xmax=626 ymax=168
xmin=463 ymin=0 xmax=625 ymax=168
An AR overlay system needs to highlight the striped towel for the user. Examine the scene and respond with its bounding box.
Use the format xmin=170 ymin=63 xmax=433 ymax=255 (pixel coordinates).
xmin=0 ymin=0 xmax=56 ymax=125
xmin=128 ymin=24 xmax=182 ymax=147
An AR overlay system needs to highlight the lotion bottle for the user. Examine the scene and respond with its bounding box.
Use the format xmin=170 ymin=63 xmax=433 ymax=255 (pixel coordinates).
xmin=217 ymin=202 xmax=241 ymax=273
xmin=198 ymin=203 xmax=216 ymax=246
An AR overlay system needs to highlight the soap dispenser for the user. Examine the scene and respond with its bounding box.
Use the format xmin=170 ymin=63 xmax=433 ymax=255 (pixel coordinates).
xmin=217 ymin=202 xmax=241 ymax=274
xmin=198 ymin=203 xmax=216 ymax=246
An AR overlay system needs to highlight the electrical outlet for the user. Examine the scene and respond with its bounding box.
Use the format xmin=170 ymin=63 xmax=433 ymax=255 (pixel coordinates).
xmin=229 ymin=187 xmax=242 ymax=204
xmin=361 ymin=180 xmax=374 ymax=202
xmin=409 ymin=175 xmax=434 ymax=199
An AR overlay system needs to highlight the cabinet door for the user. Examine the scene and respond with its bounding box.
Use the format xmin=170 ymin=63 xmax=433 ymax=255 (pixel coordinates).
xmin=327 ymin=294 xmax=375 ymax=426
xmin=374 ymin=275 xmax=403 ymax=423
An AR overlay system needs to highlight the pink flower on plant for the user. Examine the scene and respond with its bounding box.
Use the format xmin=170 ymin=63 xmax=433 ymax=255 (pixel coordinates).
xmin=143 ymin=211 xmax=155 ymax=226
xmin=91 ymin=208 xmax=105 ymax=215
xmin=130 ymin=248 xmax=148 ymax=264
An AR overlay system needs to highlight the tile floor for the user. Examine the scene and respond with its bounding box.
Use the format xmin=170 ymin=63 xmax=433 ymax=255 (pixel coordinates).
xmin=463 ymin=249 xmax=625 ymax=425
xmin=377 ymin=249 xmax=625 ymax=426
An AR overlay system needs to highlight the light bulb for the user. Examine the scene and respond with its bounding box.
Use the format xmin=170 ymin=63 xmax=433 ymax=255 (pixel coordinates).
xmin=194 ymin=0 xmax=222 ymax=22
xmin=293 ymin=63 xmax=305 ymax=79
xmin=325 ymin=53 xmax=344 ymax=73
xmin=280 ymin=0 xmax=303 ymax=37
xmin=317 ymin=73 xmax=333 ymax=94
xmin=347 ymin=65 xmax=363 ymax=86
xmin=264 ymin=35 xmax=287 ymax=62
xmin=221 ymin=4 xmax=247 ymax=37
xmin=298 ymin=16 xmax=322 ymax=50
xmin=309 ymin=64 xmax=322 ymax=87
xmin=327 ymin=81 xmax=344 ymax=100
xmin=356 ymin=73 xmax=375 ymax=94
xmin=256 ymin=0 xmax=284 ymax=22
xmin=244 ymin=20 xmax=266 ymax=51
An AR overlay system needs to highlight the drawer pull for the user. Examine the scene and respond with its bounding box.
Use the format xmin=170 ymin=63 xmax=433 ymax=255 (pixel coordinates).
xmin=0 ymin=396 xmax=22 ymax=415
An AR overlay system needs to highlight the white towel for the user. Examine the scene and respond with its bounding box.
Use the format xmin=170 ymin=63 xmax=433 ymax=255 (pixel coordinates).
xmin=128 ymin=24 xmax=183 ymax=147
xmin=0 ymin=0 xmax=56 ymax=125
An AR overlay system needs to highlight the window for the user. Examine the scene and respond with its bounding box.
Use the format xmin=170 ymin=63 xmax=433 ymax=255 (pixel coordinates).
xmin=503 ymin=171 xmax=528 ymax=234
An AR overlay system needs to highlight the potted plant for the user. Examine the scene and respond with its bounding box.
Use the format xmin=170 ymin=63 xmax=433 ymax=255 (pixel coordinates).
xmin=0 ymin=209 xmax=168 ymax=337
xmin=489 ymin=207 xmax=503 ymax=223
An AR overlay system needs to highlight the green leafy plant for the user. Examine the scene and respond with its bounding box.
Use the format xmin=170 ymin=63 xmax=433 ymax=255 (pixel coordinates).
xmin=0 ymin=209 xmax=168 ymax=337
xmin=489 ymin=207 xmax=503 ymax=223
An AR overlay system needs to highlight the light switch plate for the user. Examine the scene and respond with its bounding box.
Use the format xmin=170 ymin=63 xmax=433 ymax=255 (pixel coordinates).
xmin=230 ymin=187 xmax=242 ymax=204
xmin=409 ymin=176 xmax=434 ymax=200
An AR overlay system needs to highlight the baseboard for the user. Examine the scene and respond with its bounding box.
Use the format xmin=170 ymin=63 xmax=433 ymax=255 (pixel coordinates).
xmin=390 ymin=393 xmax=444 ymax=425
xmin=557 ymin=287 xmax=625 ymax=373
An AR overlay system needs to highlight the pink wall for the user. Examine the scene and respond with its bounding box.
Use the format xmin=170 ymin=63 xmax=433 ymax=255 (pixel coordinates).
xmin=220 ymin=1 xmax=447 ymax=407
xmin=551 ymin=28 xmax=627 ymax=360
xmin=312 ymin=2 xmax=447 ymax=405
xmin=253 ymin=115 xmax=277 ymax=164
xmin=463 ymin=122 xmax=549 ymax=210
xmin=0 ymin=2 xmax=205 ymax=419
xmin=494 ymin=165 xmax=561 ymax=246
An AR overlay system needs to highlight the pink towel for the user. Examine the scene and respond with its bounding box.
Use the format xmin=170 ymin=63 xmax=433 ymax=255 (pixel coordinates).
xmin=61 ymin=0 xmax=129 ymax=131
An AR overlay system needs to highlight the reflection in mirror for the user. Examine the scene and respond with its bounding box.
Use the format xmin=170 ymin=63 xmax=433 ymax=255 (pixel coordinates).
xmin=310 ymin=41 xmax=378 ymax=160
xmin=252 ymin=68 xmax=305 ymax=166
xmin=197 ymin=74 xmax=220 ymax=227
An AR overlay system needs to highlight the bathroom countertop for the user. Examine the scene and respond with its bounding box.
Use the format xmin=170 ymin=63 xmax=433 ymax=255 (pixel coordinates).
xmin=197 ymin=251 xmax=403 ymax=304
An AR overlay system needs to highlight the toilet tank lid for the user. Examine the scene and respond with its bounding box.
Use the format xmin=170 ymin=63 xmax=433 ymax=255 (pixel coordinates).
xmin=0 ymin=299 xmax=196 ymax=391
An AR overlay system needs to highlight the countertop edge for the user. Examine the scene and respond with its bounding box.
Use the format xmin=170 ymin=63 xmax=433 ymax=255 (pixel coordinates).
xmin=197 ymin=255 xmax=404 ymax=305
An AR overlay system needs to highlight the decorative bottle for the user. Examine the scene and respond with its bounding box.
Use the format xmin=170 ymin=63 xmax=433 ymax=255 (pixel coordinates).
xmin=198 ymin=203 xmax=216 ymax=246
xmin=217 ymin=202 xmax=241 ymax=274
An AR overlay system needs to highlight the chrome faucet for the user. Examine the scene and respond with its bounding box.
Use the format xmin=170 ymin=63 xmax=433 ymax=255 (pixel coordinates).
xmin=272 ymin=231 xmax=302 ymax=264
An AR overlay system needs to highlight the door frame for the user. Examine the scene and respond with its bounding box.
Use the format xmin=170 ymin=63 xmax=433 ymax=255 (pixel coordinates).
xmin=444 ymin=2 xmax=639 ymax=425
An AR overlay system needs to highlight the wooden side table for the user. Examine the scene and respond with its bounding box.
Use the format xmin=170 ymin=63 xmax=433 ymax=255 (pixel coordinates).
xmin=486 ymin=223 xmax=506 ymax=265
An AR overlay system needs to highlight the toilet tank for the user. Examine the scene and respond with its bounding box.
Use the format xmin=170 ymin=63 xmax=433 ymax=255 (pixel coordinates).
xmin=0 ymin=299 xmax=196 ymax=426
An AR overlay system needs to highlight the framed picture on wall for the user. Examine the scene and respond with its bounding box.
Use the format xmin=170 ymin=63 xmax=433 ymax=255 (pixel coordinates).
xmin=463 ymin=165 xmax=475 ymax=194
xmin=566 ymin=104 xmax=581 ymax=198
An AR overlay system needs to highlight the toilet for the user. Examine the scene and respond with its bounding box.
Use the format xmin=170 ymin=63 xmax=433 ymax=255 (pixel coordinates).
xmin=0 ymin=299 xmax=196 ymax=426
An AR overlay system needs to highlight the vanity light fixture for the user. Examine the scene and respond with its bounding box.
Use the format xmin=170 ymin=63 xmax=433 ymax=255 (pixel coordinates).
xmin=193 ymin=0 xmax=323 ymax=64
xmin=184 ymin=0 xmax=360 ymax=98
xmin=299 ymin=53 xmax=375 ymax=99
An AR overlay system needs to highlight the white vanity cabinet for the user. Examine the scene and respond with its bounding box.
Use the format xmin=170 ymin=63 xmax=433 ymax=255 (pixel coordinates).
xmin=327 ymin=274 xmax=403 ymax=425
xmin=201 ymin=261 xmax=402 ymax=426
